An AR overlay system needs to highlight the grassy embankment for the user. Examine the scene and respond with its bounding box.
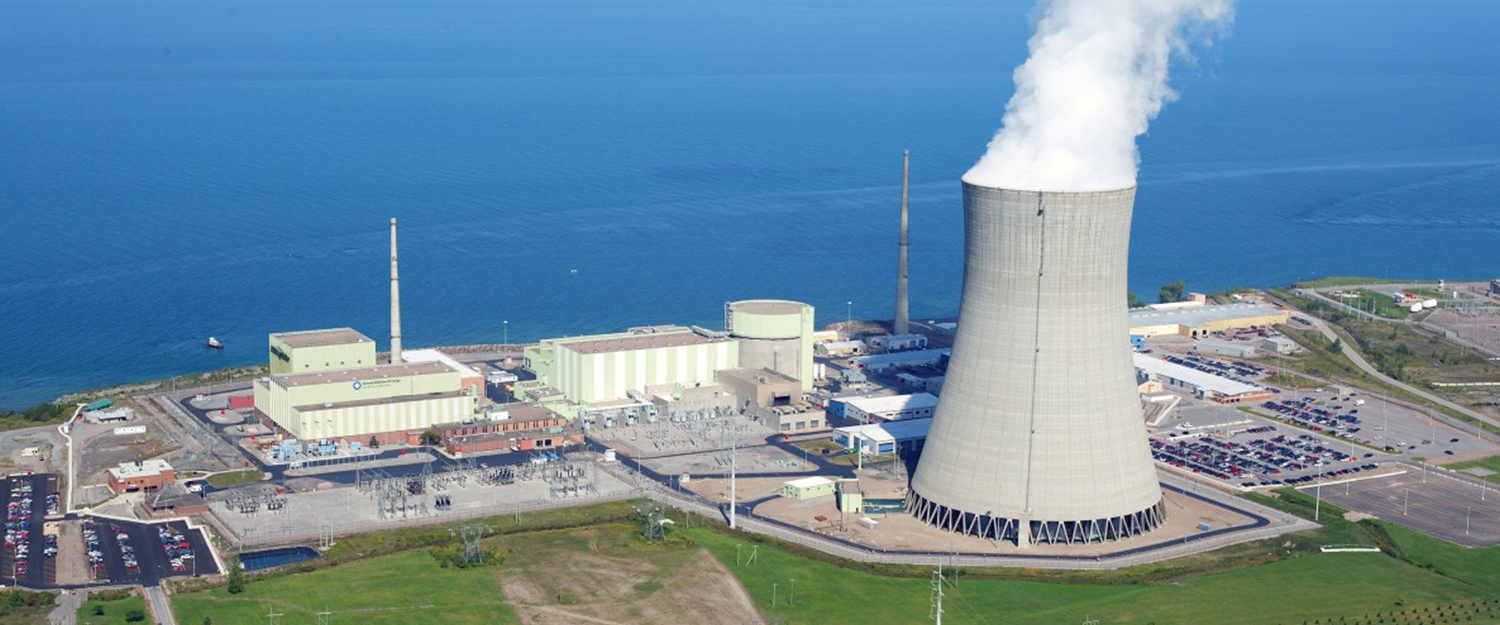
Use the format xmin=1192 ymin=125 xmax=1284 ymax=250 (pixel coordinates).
xmin=1294 ymin=277 xmax=1422 ymax=289
xmin=165 ymin=492 xmax=1500 ymax=625
xmin=0 ymin=589 xmax=56 ymax=625
xmin=1266 ymin=289 xmax=1500 ymax=436
xmin=77 ymin=591 xmax=149 ymax=625
xmin=690 ymin=487 xmax=1500 ymax=625
xmin=1448 ymin=455 xmax=1500 ymax=485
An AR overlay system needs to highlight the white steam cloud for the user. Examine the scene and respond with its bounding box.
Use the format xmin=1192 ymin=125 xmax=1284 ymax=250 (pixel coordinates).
xmin=964 ymin=0 xmax=1234 ymax=191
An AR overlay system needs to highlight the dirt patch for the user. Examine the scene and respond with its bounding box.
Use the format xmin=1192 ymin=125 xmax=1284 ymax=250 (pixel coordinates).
xmin=494 ymin=525 xmax=757 ymax=625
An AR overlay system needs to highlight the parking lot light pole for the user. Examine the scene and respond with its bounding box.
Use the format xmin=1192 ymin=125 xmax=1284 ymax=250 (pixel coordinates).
xmin=1314 ymin=462 xmax=1323 ymax=521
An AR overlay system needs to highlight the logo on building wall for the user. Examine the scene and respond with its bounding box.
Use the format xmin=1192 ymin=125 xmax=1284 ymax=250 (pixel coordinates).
xmin=352 ymin=380 xmax=363 ymax=391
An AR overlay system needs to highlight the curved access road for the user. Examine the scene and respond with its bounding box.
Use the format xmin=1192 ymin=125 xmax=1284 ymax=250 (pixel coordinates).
xmin=1296 ymin=313 xmax=1498 ymax=430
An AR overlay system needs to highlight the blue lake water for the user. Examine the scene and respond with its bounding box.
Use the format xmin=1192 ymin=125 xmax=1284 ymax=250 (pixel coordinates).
xmin=1 ymin=0 xmax=1497 ymax=407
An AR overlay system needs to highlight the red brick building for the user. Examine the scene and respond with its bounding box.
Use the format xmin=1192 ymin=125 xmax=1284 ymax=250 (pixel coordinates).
xmin=108 ymin=460 xmax=176 ymax=494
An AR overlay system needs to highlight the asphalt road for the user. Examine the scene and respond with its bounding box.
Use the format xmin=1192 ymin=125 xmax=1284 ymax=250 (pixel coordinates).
xmin=1296 ymin=312 xmax=1498 ymax=430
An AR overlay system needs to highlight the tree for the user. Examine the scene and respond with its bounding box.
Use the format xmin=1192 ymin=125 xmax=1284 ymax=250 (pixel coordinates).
xmin=203 ymin=617 xmax=214 ymax=625
xmin=227 ymin=557 xmax=246 ymax=594
xmin=1159 ymin=280 xmax=1187 ymax=304
xmin=1128 ymin=292 xmax=1147 ymax=308
xmin=92 ymin=603 xmax=105 ymax=616
xmin=419 ymin=429 xmax=442 ymax=446
xmin=125 ymin=608 xmax=146 ymax=622
xmin=1329 ymin=338 xmax=1344 ymax=354
xmin=369 ymin=435 xmax=380 ymax=449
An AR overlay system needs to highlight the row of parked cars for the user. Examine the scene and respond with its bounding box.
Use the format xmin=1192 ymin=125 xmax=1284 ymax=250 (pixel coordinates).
xmin=1151 ymin=427 xmax=1382 ymax=488
xmin=1263 ymin=398 xmax=1363 ymax=436
xmin=7 ymin=479 xmax=36 ymax=577
xmin=1164 ymin=353 xmax=1270 ymax=386
xmin=158 ymin=524 xmax=195 ymax=573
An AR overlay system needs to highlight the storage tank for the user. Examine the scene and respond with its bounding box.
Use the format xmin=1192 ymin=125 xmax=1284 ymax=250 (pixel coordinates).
xmin=726 ymin=300 xmax=815 ymax=391
xmin=907 ymin=183 xmax=1164 ymax=547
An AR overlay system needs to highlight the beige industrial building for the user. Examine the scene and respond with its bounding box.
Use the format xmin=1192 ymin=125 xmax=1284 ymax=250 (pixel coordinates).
xmin=268 ymin=328 xmax=378 ymax=374
xmin=253 ymin=328 xmax=480 ymax=443
xmin=525 ymin=325 xmax=739 ymax=405
xmin=715 ymin=367 xmax=825 ymax=433
xmin=1129 ymin=303 xmax=1290 ymax=338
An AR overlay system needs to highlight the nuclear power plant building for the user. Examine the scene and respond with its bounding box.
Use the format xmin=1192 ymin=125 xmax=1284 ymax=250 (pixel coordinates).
xmin=252 ymin=328 xmax=482 ymax=444
xmin=907 ymin=183 xmax=1165 ymax=547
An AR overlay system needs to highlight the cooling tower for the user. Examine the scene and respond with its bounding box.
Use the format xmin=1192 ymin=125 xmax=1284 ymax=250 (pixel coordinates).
xmin=907 ymin=183 xmax=1164 ymax=547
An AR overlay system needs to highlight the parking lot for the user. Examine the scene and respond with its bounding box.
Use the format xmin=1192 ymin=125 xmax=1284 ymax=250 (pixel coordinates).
xmin=1310 ymin=469 xmax=1500 ymax=547
xmin=1152 ymin=423 xmax=1386 ymax=489
xmin=85 ymin=517 xmax=218 ymax=585
xmin=1255 ymin=389 xmax=1492 ymax=460
xmin=1 ymin=473 xmax=58 ymax=587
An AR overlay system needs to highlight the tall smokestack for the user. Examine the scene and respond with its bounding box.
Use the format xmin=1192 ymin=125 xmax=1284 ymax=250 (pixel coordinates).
xmin=894 ymin=149 xmax=911 ymax=335
xmin=389 ymin=217 xmax=402 ymax=364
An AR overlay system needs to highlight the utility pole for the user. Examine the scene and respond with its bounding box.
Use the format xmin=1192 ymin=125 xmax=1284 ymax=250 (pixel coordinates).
xmin=1314 ymin=461 xmax=1323 ymax=521
xmin=930 ymin=561 xmax=945 ymax=625
xmin=729 ymin=435 xmax=738 ymax=529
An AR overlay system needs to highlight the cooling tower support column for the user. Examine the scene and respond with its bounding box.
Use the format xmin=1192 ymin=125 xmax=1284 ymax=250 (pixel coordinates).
xmin=389 ymin=217 xmax=403 ymax=363
xmin=907 ymin=183 xmax=1164 ymax=546
xmin=894 ymin=149 xmax=911 ymax=335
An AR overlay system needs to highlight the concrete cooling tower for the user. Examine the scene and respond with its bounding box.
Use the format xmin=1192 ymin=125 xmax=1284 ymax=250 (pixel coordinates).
xmin=907 ymin=183 xmax=1164 ymax=547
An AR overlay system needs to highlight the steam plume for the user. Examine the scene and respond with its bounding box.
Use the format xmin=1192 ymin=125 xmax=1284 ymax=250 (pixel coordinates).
xmin=964 ymin=0 xmax=1233 ymax=191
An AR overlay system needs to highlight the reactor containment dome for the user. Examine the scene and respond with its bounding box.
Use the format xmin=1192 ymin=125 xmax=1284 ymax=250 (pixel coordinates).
xmin=725 ymin=299 xmax=815 ymax=392
xmin=906 ymin=183 xmax=1165 ymax=547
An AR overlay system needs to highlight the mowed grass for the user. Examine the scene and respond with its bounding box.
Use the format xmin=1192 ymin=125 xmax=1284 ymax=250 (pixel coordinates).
xmin=1448 ymin=455 xmax=1500 ymax=484
xmin=686 ymin=520 xmax=1493 ymax=625
xmin=206 ymin=469 xmax=264 ymax=488
xmin=1379 ymin=518 xmax=1500 ymax=590
xmin=77 ymin=594 xmax=149 ymax=625
xmin=172 ymin=549 xmax=518 ymax=625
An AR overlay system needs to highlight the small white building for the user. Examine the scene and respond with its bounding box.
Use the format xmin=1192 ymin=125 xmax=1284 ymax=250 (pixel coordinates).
xmin=865 ymin=333 xmax=928 ymax=352
xmin=843 ymin=393 xmax=938 ymax=424
xmin=836 ymin=418 xmax=933 ymax=456
xmin=1261 ymin=336 xmax=1298 ymax=354
xmin=815 ymin=340 xmax=867 ymax=357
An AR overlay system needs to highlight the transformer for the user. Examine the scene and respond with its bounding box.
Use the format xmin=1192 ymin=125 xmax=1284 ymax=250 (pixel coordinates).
xmin=906 ymin=183 xmax=1164 ymax=546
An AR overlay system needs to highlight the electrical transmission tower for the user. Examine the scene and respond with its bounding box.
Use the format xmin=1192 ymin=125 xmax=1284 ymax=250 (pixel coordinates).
xmin=452 ymin=521 xmax=488 ymax=564
xmin=638 ymin=500 xmax=666 ymax=542
xmin=929 ymin=563 xmax=945 ymax=625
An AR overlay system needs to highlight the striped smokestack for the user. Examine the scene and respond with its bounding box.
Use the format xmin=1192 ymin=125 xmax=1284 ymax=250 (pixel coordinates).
xmin=389 ymin=217 xmax=402 ymax=363
xmin=894 ymin=150 xmax=911 ymax=335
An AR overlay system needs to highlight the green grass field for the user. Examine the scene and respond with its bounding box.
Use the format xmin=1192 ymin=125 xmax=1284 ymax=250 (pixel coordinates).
xmin=1448 ymin=455 xmax=1500 ymax=484
xmin=172 ymin=549 xmax=518 ymax=625
xmin=206 ymin=469 xmax=264 ymax=488
xmin=686 ymin=525 xmax=1490 ymax=625
xmin=78 ymin=593 xmax=149 ymax=625
xmin=164 ymin=492 xmax=1500 ymax=625
xmin=1295 ymin=277 xmax=1421 ymax=289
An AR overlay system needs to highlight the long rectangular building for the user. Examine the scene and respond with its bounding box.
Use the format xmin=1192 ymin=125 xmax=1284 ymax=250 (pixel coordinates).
xmin=525 ymin=326 xmax=738 ymax=404
xmin=1129 ymin=303 xmax=1289 ymax=338
xmin=254 ymin=360 xmax=478 ymax=443
xmin=842 ymin=392 xmax=939 ymax=424
xmin=1132 ymin=353 xmax=1272 ymax=404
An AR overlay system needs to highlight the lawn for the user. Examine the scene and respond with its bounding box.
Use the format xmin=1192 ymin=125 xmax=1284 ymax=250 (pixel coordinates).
xmin=1296 ymin=277 xmax=1421 ymax=289
xmin=1448 ymin=455 xmax=1500 ymax=485
xmin=685 ymin=486 xmax=1498 ymax=625
xmin=1376 ymin=518 xmax=1500 ymax=590
xmin=205 ymin=469 xmax=264 ymax=488
xmin=1350 ymin=289 xmax=1415 ymax=319
xmin=172 ymin=548 xmax=518 ymax=625
xmin=78 ymin=593 xmax=149 ymax=625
